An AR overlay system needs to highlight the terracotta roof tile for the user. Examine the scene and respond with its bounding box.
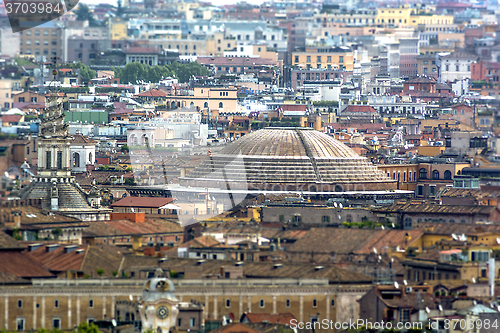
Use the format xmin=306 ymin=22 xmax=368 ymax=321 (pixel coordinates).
xmin=110 ymin=197 xmax=174 ymax=208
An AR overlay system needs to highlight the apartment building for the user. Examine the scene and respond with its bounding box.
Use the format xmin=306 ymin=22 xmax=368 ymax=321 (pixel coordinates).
xmin=19 ymin=21 xmax=62 ymax=59
xmin=291 ymin=46 xmax=354 ymax=71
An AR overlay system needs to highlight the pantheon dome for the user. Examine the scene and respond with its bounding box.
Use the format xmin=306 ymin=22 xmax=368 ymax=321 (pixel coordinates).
xmin=180 ymin=128 xmax=396 ymax=192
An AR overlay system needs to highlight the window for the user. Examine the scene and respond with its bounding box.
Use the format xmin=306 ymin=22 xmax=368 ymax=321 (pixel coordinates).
xmin=327 ymin=56 xmax=332 ymax=62
xmin=53 ymin=318 xmax=61 ymax=329
xmin=419 ymin=168 xmax=427 ymax=179
xmin=429 ymin=186 xmax=436 ymax=196
xmin=57 ymin=151 xmax=62 ymax=170
xmin=16 ymin=318 xmax=25 ymax=331
xmin=89 ymin=300 xmax=94 ymax=308
xmin=35 ymin=30 xmax=40 ymax=36
xmin=432 ymin=170 xmax=439 ymax=180
xmin=55 ymin=300 xmax=59 ymax=308
xmin=417 ymin=185 xmax=424 ymax=196
xmin=293 ymin=215 xmax=301 ymax=223
xmin=400 ymin=309 xmax=410 ymax=323
xmin=46 ymin=151 xmax=51 ymax=169
xmin=317 ymin=56 xmax=321 ymax=63
xmin=18 ymin=300 xmax=22 ymax=308
xmin=312 ymin=299 xmax=317 ymax=308
xmin=219 ymin=102 xmax=223 ymax=108
xmin=444 ymin=170 xmax=452 ymax=180
xmin=339 ymin=56 xmax=344 ymax=63
xmin=294 ymin=56 xmax=299 ymax=63
xmin=286 ymin=299 xmax=290 ymax=308
xmin=189 ymin=318 xmax=196 ymax=327
xmin=306 ymin=56 xmax=311 ymax=63
xmin=322 ymin=216 xmax=330 ymax=223
xmin=260 ymin=299 xmax=265 ymax=308
xmin=178 ymin=318 xmax=182 ymax=327
xmin=331 ymin=299 xmax=335 ymax=307
xmin=226 ymin=299 xmax=230 ymax=307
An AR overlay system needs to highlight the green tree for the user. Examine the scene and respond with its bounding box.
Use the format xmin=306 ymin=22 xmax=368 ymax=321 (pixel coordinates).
xmin=75 ymin=4 xmax=96 ymax=26
xmin=74 ymin=322 xmax=102 ymax=333
xmin=116 ymin=0 xmax=124 ymax=17
xmin=52 ymin=227 xmax=63 ymax=240
xmin=96 ymin=268 xmax=105 ymax=276
xmin=113 ymin=61 xmax=208 ymax=84
xmin=121 ymin=144 xmax=129 ymax=152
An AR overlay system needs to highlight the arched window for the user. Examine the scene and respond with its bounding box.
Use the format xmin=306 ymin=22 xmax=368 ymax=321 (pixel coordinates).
xmin=219 ymin=102 xmax=223 ymax=108
xmin=404 ymin=217 xmax=412 ymax=228
xmin=204 ymin=102 xmax=208 ymax=108
xmin=346 ymin=214 xmax=353 ymax=223
xmin=89 ymin=152 xmax=92 ymax=164
xmin=432 ymin=170 xmax=440 ymax=180
xmin=73 ymin=152 xmax=80 ymax=167
xmin=190 ymin=102 xmax=195 ymax=108
xmin=444 ymin=170 xmax=452 ymax=180
xmin=419 ymin=168 xmax=427 ymax=179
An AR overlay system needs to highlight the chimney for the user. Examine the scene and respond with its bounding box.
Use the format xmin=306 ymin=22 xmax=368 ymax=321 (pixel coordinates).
xmin=13 ymin=214 xmax=21 ymax=228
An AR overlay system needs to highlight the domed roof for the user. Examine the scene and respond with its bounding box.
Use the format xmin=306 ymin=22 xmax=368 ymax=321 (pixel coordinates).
xmin=219 ymin=127 xmax=360 ymax=159
xmin=181 ymin=128 xmax=396 ymax=192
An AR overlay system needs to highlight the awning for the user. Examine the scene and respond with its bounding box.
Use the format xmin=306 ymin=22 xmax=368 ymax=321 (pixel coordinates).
xmin=159 ymin=203 xmax=181 ymax=210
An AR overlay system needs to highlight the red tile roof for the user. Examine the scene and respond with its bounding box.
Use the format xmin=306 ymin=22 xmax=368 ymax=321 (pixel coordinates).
xmin=276 ymin=104 xmax=307 ymax=111
xmin=1 ymin=115 xmax=23 ymax=123
xmin=136 ymin=89 xmax=168 ymax=97
xmin=71 ymin=134 xmax=97 ymax=144
xmin=0 ymin=250 xmax=54 ymax=278
xmin=197 ymin=56 xmax=276 ymax=66
xmin=241 ymin=312 xmax=297 ymax=325
xmin=343 ymin=105 xmax=378 ymax=113
xmin=25 ymin=244 xmax=86 ymax=272
xmin=110 ymin=196 xmax=174 ymax=208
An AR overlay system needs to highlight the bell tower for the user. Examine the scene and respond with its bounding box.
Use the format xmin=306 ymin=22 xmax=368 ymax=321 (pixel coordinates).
xmin=37 ymin=88 xmax=72 ymax=179
xmin=138 ymin=269 xmax=179 ymax=333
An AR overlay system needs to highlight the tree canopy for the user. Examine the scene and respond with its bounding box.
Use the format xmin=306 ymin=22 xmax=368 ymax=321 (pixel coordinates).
xmin=113 ymin=61 xmax=210 ymax=84
xmin=67 ymin=62 xmax=97 ymax=84
xmin=75 ymin=4 xmax=96 ymax=26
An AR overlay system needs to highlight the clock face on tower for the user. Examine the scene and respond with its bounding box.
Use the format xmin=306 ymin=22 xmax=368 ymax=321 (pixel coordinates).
xmin=156 ymin=306 xmax=169 ymax=320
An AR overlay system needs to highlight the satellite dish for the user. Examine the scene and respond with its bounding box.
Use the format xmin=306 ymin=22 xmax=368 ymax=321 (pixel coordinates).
xmin=392 ymin=223 xmax=395 ymax=228
xmin=403 ymin=280 xmax=408 ymax=286
xmin=394 ymin=282 xmax=399 ymax=289
xmin=334 ymin=202 xmax=338 ymax=208
xmin=425 ymin=307 xmax=430 ymax=314
xmin=129 ymin=295 xmax=133 ymax=301
xmin=473 ymin=300 xmax=477 ymax=305
xmin=439 ymin=305 xmax=443 ymax=312
xmin=339 ymin=203 xmax=343 ymax=208
xmin=112 ymin=319 xmax=117 ymax=327
xmin=131 ymin=207 xmax=135 ymax=213
xmin=381 ymin=226 xmax=385 ymax=230
xmin=472 ymin=277 xmax=476 ymax=283
xmin=497 ymin=238 xmax=500 ymax=245
xmin=373 ymin=247 xmax=378 ymax=254
xmin=338 ymin=215 xmax=342 ymax=220
xmin=452 ymin=234 xmax=458 ymax=240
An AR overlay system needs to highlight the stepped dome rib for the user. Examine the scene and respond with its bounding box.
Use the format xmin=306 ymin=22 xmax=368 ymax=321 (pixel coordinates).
xmin=180 ymin=128 xmax=396 ymax=192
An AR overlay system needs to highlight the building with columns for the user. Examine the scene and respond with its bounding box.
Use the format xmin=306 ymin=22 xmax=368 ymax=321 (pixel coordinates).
xmin=20 ymin=91 xmax=110 ymax=221
xmin=0 ymin=278 xmax=370 ymax=332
